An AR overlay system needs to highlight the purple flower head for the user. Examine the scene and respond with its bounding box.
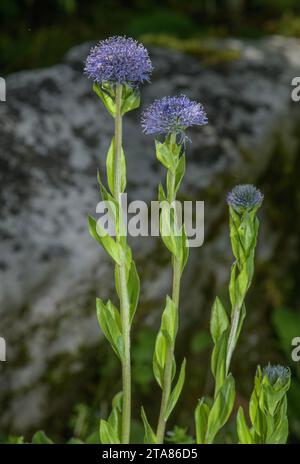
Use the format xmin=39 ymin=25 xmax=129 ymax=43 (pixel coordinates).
xmin=84 ymin=36 xmax=153 ymax=87
xmin=141 ymin=95 xmax=208 ymax=139
xmin=227 ymin=184 xmax=263 ymax=212
xmin=262 ymin=364 xmax=290 ymax=386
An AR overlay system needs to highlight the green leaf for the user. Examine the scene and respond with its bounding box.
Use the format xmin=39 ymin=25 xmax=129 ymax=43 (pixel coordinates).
xmin=206 ymin=374 xmax=235 ymax=444
xmin=211 ymin=330 xmax=228 ymax=393
xmin=93 ymin=83 xmax=116 ymax=117
xmin=155 ymin=140 xmax=174 ymax=170
xmin=97 ymin=170 xmax=118 ymax=217
xmin=141 ymin=407 xmax=157 ymax=444
xmin=107 ymin=392 xmax=123 ymax=442
xmin=195 ymin=398 xmax=210 ymax=444
xmin=31 ymin=431 xmax=54 ymax=444
xmin=160 ymin=204 xmax=182 ymax=258
xmin=96 ymin=298 xmax=123 ymax=360
xmin=93 ymin=83 xmax=140 ymax=117
xmin=152 ymin=296 xmax=177 ymax=388
xmin=164 ymin=358 xmax=186 ymax=421
xmin=268 ymin=417 xmax=288 ymax=444
xmin=88 ymin=215 xmax=122 ymax=265
xmin=161 ymin=296 xmax=177 ymax=346
xmin=158 ymin=183 xmax=167 ymax=202
xmin=174 ymin=154 xmax=186 ymax=195
xmin=229 ymin=207 xmax=243 ymax=263
xmin=127 ymin=261 xmax=140 ymax=325
xmin=153 ymin=331 xmax=166 ymax=388
xmin=237 ymin=407 xmax=253 ymax=444
xmin=180 ymin=225 xmax=189 ymax=274
xmin=210 ymin=297 xmax=229 ymax=344
xmin=106 ymin=137 xmax=126 ymax=196
xmin=121 ymin=85 xmax=140 ymax=115
xmin=99 ymin=419 xmax=120 ymax=444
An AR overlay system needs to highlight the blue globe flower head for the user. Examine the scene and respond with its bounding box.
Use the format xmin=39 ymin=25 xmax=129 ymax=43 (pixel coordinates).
xmin=262 ymin=364 xmax=291 ymax=386
xmin=227 ymin=184 xmax=263 ymax=213
xmin=141 ymin=95 xmax=208 ymax=140
xmin=84 ymin=36 xmax=153 ymax=87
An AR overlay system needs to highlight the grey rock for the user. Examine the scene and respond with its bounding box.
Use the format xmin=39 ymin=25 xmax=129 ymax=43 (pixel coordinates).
xmin=0 ymin=36 xmax=300 ymax=434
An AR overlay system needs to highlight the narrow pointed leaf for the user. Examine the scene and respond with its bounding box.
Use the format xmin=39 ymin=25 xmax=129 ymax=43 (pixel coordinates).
xmin=164 ymin=358 xmax=186 ymax=421
xmin=141 ymin=407 xmax=157 ymax=444
xmin=195 ymin=398 xmax=210 ymax=444
xmin=106 ymin=137 xmax=126 ymax=196
xmin=88 ymin=215 xmax=122 ymax=265
xmin=210 ymin=297 xmax=229 ymax=344
xmin=127 ymin=261 xmax=140 ymax=325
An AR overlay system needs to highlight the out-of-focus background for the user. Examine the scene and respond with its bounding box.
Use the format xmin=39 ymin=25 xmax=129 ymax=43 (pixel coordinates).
xmin=0 ymin=0 xmax=300 ymax=444
xmin=1 ymin=0 xmax=300 ymax=75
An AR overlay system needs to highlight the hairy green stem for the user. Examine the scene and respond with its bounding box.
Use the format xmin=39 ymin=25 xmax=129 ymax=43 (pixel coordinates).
xmin=156 ymin=168 xmax=181 ymax=443
xmin=114 ymin=83 xmax=131 ymax=444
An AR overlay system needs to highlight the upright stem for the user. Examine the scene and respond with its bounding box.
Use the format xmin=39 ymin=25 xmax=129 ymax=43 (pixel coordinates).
xmin=114 ymin=83 xmax=131 ymax=444
xmin=156 ymin=168 xmax=181 ymax=444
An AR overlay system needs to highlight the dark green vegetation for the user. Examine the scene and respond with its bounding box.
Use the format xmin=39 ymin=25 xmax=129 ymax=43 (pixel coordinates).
xmin=1 ymin=0 xmax=300 ymax=74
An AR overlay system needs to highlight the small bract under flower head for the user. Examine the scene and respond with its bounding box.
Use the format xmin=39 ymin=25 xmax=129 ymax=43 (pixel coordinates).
xmin=141 ymin=95 xmax=208 ymax=139
xmin=227 ymin=184 xmax=263 ymax=212
xmin=84 ymin=36 xmax=153 ymax=87
xmin=262 ymin=364 xmax=291 ymax=386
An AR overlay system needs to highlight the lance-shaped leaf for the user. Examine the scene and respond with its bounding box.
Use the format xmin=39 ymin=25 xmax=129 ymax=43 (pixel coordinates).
xmin=153 ymin=331 xmax=166 ymax=388
xmin=152 ymin=297 xmax=177 ymax=388
xmin=99 ymin=419 xmax=120 ymax=444
xmin=180 ymin=225 xmax=189 ymax=274
xmin=229 ymin=206 xmax=244 ymax=264
xmin=210 ymin=297 xmax=229 ymax=344
xmin=161 ymin=296 xmax=177 ymax=346
xmin=237 ymin=407 xmax=253 ymax=444
xmin=195 ymin=398 xmax=210 ymax=444
xmin=174 ymin=154 xmax=186 ymax=195
xmin=141 ymin=407 xmax=157 ymax=444
xmin=96 ymin=298 xmax=124 ymax=360
xmin=93 ymin=83 xmax=116 ymax=117
xmin=107 ymin=392 xmax=123 ymax=443
xmin=97 ymin=170 xmax=118 ymax=219
xmin=88 ymin=215 xmax=122 ymax=265
xmin=205 ymin=374 xmax=235 ymax=444
xmin=155 ymin=140 xmax=176 ymax=171
xmin=121 ymin=85 xmax=141 ymax=115
xmin=106 ymin=137 xmax=126 ymax=196
xmin=127 ymin=261 xmax=140 ymax=325
xmin=160 ymin=203 xmax=182 ymax=259
xmin=211 ymin=330 xmax=228 ymax=394
xmin=164 ymin=358 xmax=186 ymax=421
xmin=158 ymin=183 xmax=167 ymax=203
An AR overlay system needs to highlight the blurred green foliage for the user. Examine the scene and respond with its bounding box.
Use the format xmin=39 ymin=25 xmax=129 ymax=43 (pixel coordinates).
xmin=140 ymin=35 xmax=241 ymax=65
xmin=1 ymin=0 xmax=300 ymax=74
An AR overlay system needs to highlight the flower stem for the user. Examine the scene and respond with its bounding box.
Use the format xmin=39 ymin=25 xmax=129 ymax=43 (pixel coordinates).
xmin=114 ymin=83 xmax=131 ymax=444
xmin=156 ymin=168 xmax=181 ymax=444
